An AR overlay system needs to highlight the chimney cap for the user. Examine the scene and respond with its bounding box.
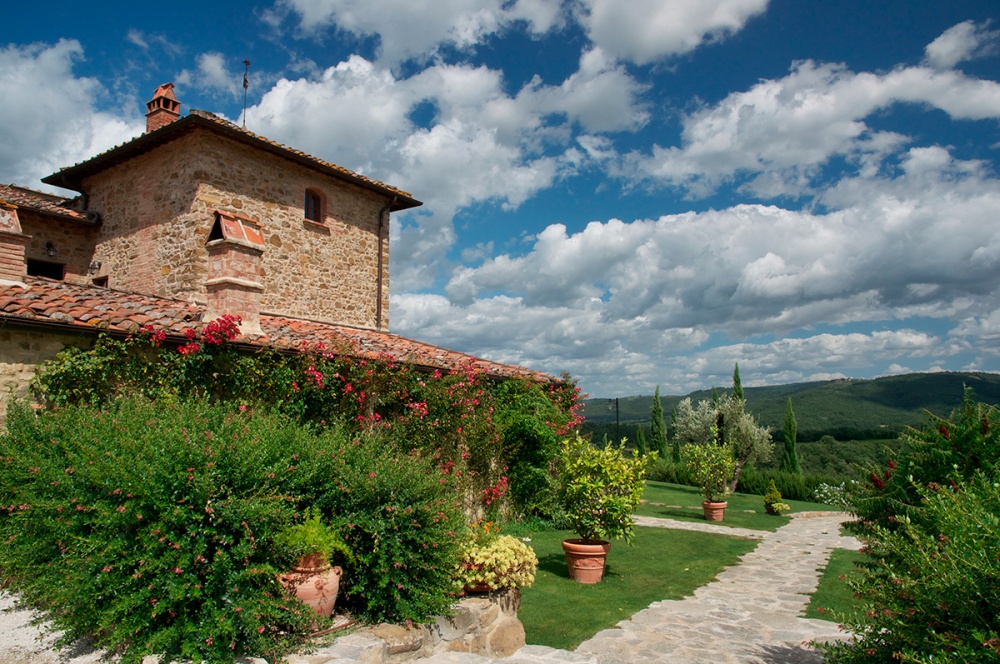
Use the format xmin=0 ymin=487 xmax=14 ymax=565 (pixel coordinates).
xmin=145 ymin=82 xmax=181 ymax=132
xmin=149 ymin=82 xmax=178 ymax=102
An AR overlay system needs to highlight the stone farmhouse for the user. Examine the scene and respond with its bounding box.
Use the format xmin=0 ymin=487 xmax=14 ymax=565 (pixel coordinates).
xmin=0 ymin=83 xmax=549 ymax=421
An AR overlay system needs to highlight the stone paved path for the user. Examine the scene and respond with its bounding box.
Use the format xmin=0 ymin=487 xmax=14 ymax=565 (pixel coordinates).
xmin=415 ymin=512 xmax=861 ymax=664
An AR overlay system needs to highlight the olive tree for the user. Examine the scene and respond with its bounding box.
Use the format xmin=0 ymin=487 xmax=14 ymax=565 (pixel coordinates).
xmin=675 ymin=394 xmax=772 ymax=493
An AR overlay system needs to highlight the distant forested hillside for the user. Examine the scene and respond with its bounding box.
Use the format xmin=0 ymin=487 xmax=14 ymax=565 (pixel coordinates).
xmin=583 ymin=372 xmax=1000 ymax=443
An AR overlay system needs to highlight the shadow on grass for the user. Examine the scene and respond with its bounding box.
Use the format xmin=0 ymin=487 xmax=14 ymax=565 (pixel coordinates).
xmin=537 ymin=552 xmax=570 ymax=579
xmin=536 ymin=551 xmax=624 ymax=582
xmin=752 ymin=642 xmax=827 ymax=663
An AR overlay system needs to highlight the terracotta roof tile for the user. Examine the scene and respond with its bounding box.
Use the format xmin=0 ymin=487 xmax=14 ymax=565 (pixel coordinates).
xmin=0 ymin=277 xmax=554 ymax=383
xmin=0 ymin=184 xmax=89 ymax=222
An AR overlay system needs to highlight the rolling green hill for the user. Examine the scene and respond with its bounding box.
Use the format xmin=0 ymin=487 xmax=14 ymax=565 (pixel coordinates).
xmin=583 ymin=372 xmax=1000 ymax=443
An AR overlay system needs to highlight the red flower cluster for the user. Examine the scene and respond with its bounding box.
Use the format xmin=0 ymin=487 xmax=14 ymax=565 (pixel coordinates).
xmin=202 ymin=315 xmax=242 ymax=345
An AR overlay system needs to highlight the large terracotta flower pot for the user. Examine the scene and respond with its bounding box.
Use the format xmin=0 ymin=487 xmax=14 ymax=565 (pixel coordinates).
xmin=561 ymin=538 xmax=611 ymax=584
xmin=279 ymin=556 xmax=343 ymax=619
xmin=702 ymin=500 xmax=728 ymax=522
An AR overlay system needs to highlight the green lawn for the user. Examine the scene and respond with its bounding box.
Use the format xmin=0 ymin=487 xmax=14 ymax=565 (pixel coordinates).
xmin=805 ymin=547 xmax=864 ymax=620
xmin=518 ymin=525 xmax=757 ymax=650
xmin=636 ymin=481 xmax=839 ymax=532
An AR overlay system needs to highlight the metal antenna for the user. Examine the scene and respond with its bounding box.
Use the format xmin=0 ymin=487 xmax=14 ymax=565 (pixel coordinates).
xmin=242 ymin=59 xmax=251 ymax=128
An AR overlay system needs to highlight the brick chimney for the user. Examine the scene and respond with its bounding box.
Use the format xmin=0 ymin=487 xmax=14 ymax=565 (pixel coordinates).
xmin=0 ymin=201 xmax=29 ymax=282
xmin=145 ymin=83 xmax=181 ymax=132
xmin=204 ymin=211 xmax=266 ymax=336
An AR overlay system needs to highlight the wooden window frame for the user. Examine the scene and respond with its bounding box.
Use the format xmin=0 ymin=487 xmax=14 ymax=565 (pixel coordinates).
xmin=304 ymin=189 xmax=323 ymax=223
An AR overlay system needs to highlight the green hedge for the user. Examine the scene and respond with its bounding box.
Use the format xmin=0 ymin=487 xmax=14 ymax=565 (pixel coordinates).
xmin=647 ymin=458 xmax=835 ymax=502
xmin=0 ymin=398 xmax=465 ymax=663
xmin=735 ymin=467 xmax=840 ymax=502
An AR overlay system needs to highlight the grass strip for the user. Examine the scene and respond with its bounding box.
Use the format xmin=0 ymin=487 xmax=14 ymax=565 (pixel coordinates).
xmin=518 ymin=525 xmax=757 ymax=650
xmin=636 ymin=481 xmax=838 ymax=532
xmin=805 ymin=546 xmax=864 ymax=621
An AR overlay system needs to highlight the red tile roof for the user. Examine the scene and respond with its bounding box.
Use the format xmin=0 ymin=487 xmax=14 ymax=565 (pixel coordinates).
xmin=41 ymin=111 xmax=421 ymax=212
xmin=0 ymin=277 xmax=553 ymax=383
xmin=0 ymin=184 xmax=92 ymax=223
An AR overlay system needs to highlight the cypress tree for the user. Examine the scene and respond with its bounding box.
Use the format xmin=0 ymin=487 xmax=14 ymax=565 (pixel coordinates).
xmin=635 ymin=425 xmax=647 ymax=456
xmin=732 ymin=363 xmax=744 ymax=401
xmin=711 ymin=387 xmax=720 ymax=406
xmin=650 ymin=386 xmax=668 ymax=457
xmin=670 ymin=406 xmax=681 ymax=462
xmin=781 ymin=397 xmax=801 ymax=475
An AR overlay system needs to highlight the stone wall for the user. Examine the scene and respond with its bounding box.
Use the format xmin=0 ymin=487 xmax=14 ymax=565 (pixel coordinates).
xmin=83 ymin=130 xmax=392 ymax=330
xmin=18 ymin=211 xmax=98 ymax=285
xmin=284 ymin=589 xmax=526 ymax=664
xmin=0 ymin=327 xmax=84 ymax=426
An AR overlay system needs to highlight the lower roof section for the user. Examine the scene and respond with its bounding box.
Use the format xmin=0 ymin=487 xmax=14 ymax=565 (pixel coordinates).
xmin=0 ymin=276 xmax=554 ymax=384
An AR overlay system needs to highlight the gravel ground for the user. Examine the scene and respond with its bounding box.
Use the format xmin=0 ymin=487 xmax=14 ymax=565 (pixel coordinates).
xmin=0 ymin=592 xmax=106 ymax=664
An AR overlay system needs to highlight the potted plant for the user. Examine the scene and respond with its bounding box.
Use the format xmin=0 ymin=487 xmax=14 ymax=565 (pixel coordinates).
xmin=275 ymin=507 xmax=352 ymax=622
xmin=557 ymin=434 xmax=653 ymax=583
xmin=684 ymin=441 xmax=736 ymax=521
xmin=457 ymin=520 xmax=538 ymax=594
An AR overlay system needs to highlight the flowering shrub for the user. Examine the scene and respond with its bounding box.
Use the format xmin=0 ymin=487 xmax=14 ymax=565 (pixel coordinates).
xmin=824 ymin=392 xmax=1000 ymax=663
xmin=457 ymin=534 xmax=538 ymax=592
xmin=0 ymin=397 xmax=464 ymax=663
xmin=30 ymin=325 xmax=582 ymax=519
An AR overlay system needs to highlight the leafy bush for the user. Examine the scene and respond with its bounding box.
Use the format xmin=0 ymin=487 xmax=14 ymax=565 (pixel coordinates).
xmin=31 ymin=325 xmax=583 ymax=520
xmin=558 ymin=435 xmax=653 ymax=543
xmin=826 ymin=472 xmax=1000 ymax=663
xmin=824 ymin=393 xmax=1000 ymax=663
xmin=0 ymin=398 xmax=465 ymax=663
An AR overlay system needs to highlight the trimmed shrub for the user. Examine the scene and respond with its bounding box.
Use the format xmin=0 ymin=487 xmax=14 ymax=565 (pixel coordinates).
xmin=0 ymin=398 xmax=464 ymax=663
xmin=762 ymin=480 xmax=790 ymax=515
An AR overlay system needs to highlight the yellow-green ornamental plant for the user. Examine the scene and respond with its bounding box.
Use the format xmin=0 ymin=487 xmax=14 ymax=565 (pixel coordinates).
xmin=763 ymin=480 xmax=791 ymax=515
xmin=457 ymin=535 xmax=538 ymax=591
xmin=558 ymin=434 xmax=654 ymax=544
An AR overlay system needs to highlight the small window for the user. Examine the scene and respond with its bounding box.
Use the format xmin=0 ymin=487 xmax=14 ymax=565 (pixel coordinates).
xmin=92 ymin=276 xmax=109 ymax=288
xmin=26 ymin=259 xmax=65 ymax=280
xmin=304 ymin=189 xmax=323 ymax=223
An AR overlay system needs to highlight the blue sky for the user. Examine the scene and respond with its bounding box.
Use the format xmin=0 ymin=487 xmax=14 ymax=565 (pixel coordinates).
xmin=3 ymin=1 xmax=1000 ymax=397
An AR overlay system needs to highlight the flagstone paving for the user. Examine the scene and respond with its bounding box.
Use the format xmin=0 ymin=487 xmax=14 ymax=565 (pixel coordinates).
xmin=0 ymin=513 xmax=859 ymax=664
xmin=402 ymin=512 xmax=861 ymax=664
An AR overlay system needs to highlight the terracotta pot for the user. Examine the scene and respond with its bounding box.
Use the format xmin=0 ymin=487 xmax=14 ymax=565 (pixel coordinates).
xmin=702 ymin=500 xmax=728 ymax=522
xmin=561 ymin=538 xmax=611 ymax=584
xmin=463 ymin=581 xmax=493 ymax=594
xmin=280 ymin=558 xmax=343 ymax=619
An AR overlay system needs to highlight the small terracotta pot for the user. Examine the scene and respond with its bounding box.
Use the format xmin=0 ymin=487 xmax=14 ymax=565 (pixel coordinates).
xmin=280 ymin=558 xmax=343 ymax=619
xmin=702 ymin=500 xmax=728 ymax=522
xmin=561 ymin=538 xmax=611 ymax=584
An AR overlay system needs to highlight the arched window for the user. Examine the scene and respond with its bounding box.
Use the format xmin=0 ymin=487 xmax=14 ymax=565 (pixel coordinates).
xmin=304 ymin=189 xmax=323 ymax=223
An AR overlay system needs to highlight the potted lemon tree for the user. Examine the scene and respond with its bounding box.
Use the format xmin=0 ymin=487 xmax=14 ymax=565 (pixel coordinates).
xmin=684 ymin=439 xmax=736 ymax=521
xmin=557 ymin=434 xmax=652 ymax=583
